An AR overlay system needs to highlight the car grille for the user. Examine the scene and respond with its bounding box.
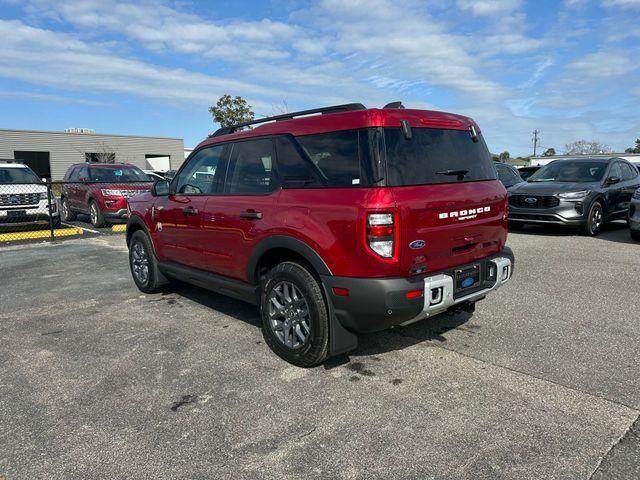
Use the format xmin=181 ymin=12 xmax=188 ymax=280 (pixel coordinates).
xmin=0 ymin=192 xmax=42 ymax=206
xmin=509 ymin=195 xmax=560 ymax=209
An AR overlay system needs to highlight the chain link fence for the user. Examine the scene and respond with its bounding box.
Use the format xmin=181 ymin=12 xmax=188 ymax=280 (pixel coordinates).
xmin=0 ymin=180 xmax=152 ymax=243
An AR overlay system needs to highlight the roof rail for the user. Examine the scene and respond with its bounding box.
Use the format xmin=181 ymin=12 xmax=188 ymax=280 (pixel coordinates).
xmin=209 ymin=103 xmax=367 ymax=138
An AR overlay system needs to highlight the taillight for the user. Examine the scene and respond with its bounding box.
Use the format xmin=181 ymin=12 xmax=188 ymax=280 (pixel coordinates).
xmin=367 ymin=212 xmax=396 ymax=259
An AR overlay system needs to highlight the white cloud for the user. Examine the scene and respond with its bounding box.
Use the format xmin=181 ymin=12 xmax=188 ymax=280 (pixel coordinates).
xmin=602 ymin=0 xmax=640 ymax=7
xmin=455 ymin=0 xmax=522 ymax=16
xmin=568 ymin=51 xmax=637 ymax=78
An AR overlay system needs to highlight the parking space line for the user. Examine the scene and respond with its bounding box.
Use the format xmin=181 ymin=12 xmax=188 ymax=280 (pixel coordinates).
xmin=111 ymin=224 xmax=127 ymax=233
xmin=62 ymin=222 xmax=99 ymax=233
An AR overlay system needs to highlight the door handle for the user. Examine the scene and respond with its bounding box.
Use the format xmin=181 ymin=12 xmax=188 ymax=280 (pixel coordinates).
xmin=182 ymin=206 xmax=198 ymax=216
xmin=240 ymin=210 xmax=262 ymax=220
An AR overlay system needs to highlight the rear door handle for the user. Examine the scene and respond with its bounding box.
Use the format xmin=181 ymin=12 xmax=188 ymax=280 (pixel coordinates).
xmin=182 ymin=206 xmax=198 ymax=216
xmin=240 ymin=210 xmax=262 ymax=220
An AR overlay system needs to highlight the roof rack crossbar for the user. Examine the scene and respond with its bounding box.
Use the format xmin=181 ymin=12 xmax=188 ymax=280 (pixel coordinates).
xmin=209 ymin=103 xmax=366 ymax=137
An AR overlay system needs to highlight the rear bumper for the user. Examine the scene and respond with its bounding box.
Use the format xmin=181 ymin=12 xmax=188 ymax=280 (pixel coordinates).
xmin=321 ymin=247 xmax=514 ymax=333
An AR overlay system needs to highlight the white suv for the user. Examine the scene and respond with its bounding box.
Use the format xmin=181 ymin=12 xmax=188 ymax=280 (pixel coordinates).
xmin=0 ymin=162 xmax=60 ymax=228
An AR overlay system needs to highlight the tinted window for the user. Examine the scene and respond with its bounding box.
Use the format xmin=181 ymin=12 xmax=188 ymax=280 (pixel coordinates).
xmin=224 ymin=139 xmax=275 ymax=194
xmin=296 ymin=130 xmax=372 ymax=187
xmin=175 ymin=145 xmax=224 ymax=194
xmin=77 ymin=167 xmax=89 ymax=181
xmin=608 ymin=162 xmax=623 ymax=180
xmin=275 ymin=136 xmax=323 ymax=188
xmin=66 ymin=167 xmax=79 ymax=181
xmin=620 ymin=162 xmax=637 ymax=180
xmin=384 ymin=128 xmax=496 ymax=186
xmin=0 ymin=167 xmax=42 ymax=183
xmin=528 ymin=161 xmax=607 ymax=183
xmin=89 ymin=166 xmax=150 ymax=182
xmin=496 ymin=164 xmax=517 ymax=182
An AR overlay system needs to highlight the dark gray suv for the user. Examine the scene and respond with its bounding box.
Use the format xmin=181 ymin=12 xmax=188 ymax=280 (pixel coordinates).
xmin=508 ymin=157 xmax=640 ymax=236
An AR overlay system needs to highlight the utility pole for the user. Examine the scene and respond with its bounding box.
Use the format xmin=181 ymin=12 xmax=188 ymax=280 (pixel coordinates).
xmin=532 ymin=130 xmax=539 ymax=157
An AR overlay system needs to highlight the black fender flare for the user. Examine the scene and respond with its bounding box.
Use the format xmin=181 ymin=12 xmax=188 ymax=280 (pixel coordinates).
xmin=246 ymin=235 xmax=332 ymax=284
xmin=126 ymin=214 xmax=152 ymax=246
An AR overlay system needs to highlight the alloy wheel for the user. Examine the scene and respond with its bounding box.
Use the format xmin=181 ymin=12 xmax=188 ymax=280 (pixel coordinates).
xmin=591 ymin=205 xmax=602 ymax=234
xmin=131 ymin=241 xmax=150 ymax=285
xmin=267 ymin=281 xmax=311 ymax=349
xmin=90 ymin=204 xmax=98 ymax=224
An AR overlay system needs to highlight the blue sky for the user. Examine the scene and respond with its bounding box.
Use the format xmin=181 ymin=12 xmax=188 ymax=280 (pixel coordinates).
xmin=0 ymin=0 xmax=638 ymax=155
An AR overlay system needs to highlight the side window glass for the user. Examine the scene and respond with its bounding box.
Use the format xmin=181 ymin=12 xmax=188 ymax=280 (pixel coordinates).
xmin=296 ymin=130 xmax=364 ymax=187
xmin=68 ymin=167 xmax=79 ymax=181
xmin=175 ymin=145 xmax=224 ymax=194
xmin=224 ymin=139 xmax=275 ymax=194
xmin=609 ymin=163 xmax=623 ymax=180
xmin=621 ymin=163 xmax=636 ymax=180
xmin=77 ymin=167 xmax=89 ymax=182
xmin=275 ymin=136 xmax=322 ymax=188
xmin=496 ymin=164 xmax=515 ymax=182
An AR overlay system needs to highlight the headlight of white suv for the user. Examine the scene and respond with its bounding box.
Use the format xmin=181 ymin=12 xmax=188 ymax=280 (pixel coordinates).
xmin=557 ymin=190 xmax=589 ymax=200
xmin=101 ymin=189 xmax=123 ymax=196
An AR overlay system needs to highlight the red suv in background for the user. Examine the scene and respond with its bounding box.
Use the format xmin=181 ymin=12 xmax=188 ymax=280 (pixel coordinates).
xmin=126 ymin=102 xmax=514 ymax=366
xmin=61 ymin=163 xmax=152 ymax=227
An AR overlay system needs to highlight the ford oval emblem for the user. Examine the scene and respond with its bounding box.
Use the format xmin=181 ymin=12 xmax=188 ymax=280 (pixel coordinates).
xmin=461 ymin=277 xmax=475 ymax=288
xmin=409 ymin=240 xmax=425 ymax=250
xmin=524 ymin=197 xmax=538 ymax=204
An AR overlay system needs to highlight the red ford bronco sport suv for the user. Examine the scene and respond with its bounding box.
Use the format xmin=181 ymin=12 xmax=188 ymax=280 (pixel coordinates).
xmin=126 ymin=102 xmax=514 ymax=366
xmin=61 ymin=163 xmax=152 ymax=227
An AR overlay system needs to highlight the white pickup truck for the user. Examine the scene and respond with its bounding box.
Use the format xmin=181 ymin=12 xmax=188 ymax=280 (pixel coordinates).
xmin=0 ymin=162 xmax=60 ymax=228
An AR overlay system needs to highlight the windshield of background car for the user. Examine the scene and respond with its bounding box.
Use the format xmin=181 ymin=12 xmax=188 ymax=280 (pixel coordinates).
xmin=89 ymin=167 xmax=151 ymax=182
xmin=528 ymin=161 xmax=607 ymax=183
xmin=0 ymin=167 xmax=42 ymax=183
xmin=384 ymin=128 xmax=497 ymax=186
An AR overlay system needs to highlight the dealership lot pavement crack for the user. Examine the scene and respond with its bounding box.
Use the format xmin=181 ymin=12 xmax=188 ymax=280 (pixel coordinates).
xmin=1 ymin=226 xmax=638 ymax=479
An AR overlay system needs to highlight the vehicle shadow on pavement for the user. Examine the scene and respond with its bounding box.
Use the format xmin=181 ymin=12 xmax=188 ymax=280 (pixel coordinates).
xmin=159 ymin=281 xmax=474 ymax=364
xmin=355 ymin=312 xmax=473 ymax=358
xmin=510 ymin=221 xmax=636 ymax=245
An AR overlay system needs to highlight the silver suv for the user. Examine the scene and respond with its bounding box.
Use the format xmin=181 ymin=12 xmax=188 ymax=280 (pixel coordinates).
xmin=0 ymin=162 xmax=60 ymax=229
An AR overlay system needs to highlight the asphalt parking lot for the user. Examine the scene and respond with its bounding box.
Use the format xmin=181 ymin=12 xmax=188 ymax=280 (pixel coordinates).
xmin=1 ymin=223 xmax=639 ymax=479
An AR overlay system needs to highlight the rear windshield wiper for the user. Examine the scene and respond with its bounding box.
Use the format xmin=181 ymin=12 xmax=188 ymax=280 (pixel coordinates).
xmin=435 ymin=169 xmax=469 ymax=180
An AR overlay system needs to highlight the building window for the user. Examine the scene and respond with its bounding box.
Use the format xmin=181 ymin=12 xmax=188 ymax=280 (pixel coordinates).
xmin=85 ymin=152 xmax=116 ymax=163
xmin=14 ymin=151 xmax=51 ymax=179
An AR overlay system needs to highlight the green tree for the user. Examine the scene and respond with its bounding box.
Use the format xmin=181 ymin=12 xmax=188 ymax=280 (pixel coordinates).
xmin=498 ymin=151 xmax=510 ymax=163
xmin=542 ymin=148 xmax=556 ymax=156
xmin=625 ymin=139 xmax=640 ymax=154
xmin=209 ymin=94 xmax=255 ymax=127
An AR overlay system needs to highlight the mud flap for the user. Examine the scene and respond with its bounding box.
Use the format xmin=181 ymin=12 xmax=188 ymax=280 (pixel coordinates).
xmin=321 ymin=284 xmax=358 ymax=356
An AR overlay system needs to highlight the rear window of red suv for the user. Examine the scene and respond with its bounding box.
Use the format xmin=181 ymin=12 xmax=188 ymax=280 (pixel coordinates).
xmin=384 ymin=128 xmax=497 ymax=186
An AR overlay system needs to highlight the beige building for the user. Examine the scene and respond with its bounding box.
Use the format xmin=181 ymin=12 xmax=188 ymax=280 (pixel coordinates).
xmin=0 ymin=128 xmax=185 ymax=180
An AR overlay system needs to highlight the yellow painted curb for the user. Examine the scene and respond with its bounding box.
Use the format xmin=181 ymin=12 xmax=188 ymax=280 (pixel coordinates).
xmin=0 ymin=227 xmax=83 ymax=242
xmin=111 ymin=224 xmax=127 ymax=233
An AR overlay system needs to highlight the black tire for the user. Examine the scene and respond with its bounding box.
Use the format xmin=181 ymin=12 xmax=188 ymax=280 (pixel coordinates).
xmin=631 ymin=229 xmax=640 ymax=241
xmin=128 ymin=230 xmax=166 ymax=293
xmin=61 ymin=198 xmax=76 ymax=221
xmin=261 ymin=261 xmax=329 ymax=367
xmin=583 ymin=201 xmax=604 ymax=236
xmin=89 ymin=200 xmax=106 ymax=228
xmin=509 ymin=222 xmax=524 ymax=231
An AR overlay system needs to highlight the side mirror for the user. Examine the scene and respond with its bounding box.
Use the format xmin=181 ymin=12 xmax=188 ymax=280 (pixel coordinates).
xmin=152 ymin=179 xmax=170 ymax=196
xmin=605 ymin=176 xmax=620 ymax=186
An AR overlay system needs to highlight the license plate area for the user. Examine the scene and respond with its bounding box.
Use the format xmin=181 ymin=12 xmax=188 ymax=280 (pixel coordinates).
xmin=454 ymin=264 xmax=480 ymax=293
xmin=7 ymin=210 xmax=27 ymax=218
